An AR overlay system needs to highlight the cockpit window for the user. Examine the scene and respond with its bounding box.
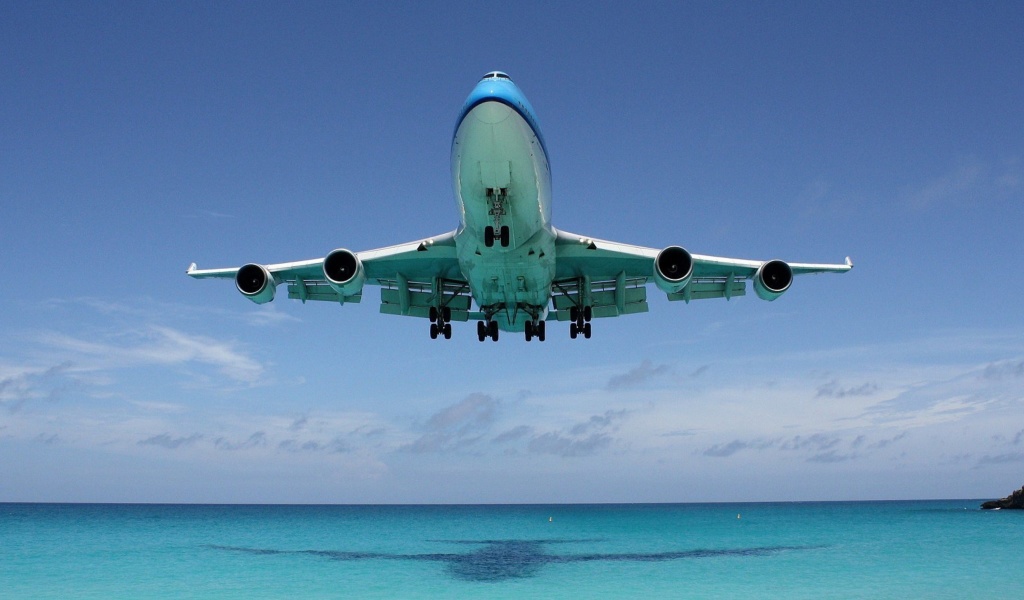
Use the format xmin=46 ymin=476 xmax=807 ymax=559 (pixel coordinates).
xmin=481 ymin=71 xmax=512 ymax=81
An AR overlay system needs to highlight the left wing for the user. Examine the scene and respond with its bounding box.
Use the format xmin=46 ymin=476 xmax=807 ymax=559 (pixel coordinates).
xmin=187 ymin=231 xmax=472 ymax=320
xmin=551 ymin=228 xmax=851 ymax=318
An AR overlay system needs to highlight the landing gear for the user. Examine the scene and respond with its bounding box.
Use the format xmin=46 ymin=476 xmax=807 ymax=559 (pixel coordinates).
xmin=569 ymin=304 xmax=592 ymax=339
xmin=477 ymin=320 xmax=499 ymax=342
xmin=569 ymin=321 xmax=592 ymax=339
xmin=525 ymin=319 xmax=546 ymax=342
xmin=429 ymin=305 xmax=452 ymax=340
xmin=483 ymin=225 xmax=511 ymax=248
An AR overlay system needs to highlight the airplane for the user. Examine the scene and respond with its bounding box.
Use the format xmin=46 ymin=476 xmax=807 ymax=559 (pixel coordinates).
xmin=188 ymin=71 xmax=852 ymax=342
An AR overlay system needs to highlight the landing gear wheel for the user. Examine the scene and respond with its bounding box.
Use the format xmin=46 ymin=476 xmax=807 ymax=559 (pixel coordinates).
xmin=442 ymin=306 xmax=451 ymax=322
xmin=430 ymin=323 xmax=439 ymax=339
xmin=429 ymin=306 xmax=438 ymax=322
xmin=570 ymin=306 xmax=579 ymax=322
xmin=477 ymin=321 xmax=486 ymax=342
xmin=570 ymin=322 xmax=578 ymax=339
xmin=443 ymin=323 xmax=452 ymax=339
xmin=525 ymin=320 xmax=534 ymax=341
xmin=484 ymin=226 xmax=494 ymax=247
xmin=583 ymin=322 xmax=592 ymax=339
xmin=584 ymin=305 xmax=592 ymax=322
xmin=488 ymin=320 xmax=499 ymax=341
xmin=500 ymin=225 xmax=510 ymax=247
xmin=537 ymin=320 xmax=546 ymax=342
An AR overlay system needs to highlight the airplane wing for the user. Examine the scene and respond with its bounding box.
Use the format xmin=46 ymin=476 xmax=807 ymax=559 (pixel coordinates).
xmin=551 ymin=228 xmax=851 ymax=319
xmin=187 ymin=231 xmax=472 ymax=321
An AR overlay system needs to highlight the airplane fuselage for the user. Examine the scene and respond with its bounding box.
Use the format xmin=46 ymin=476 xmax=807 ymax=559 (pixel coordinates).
xmin=451 ymin=73 xmax=556 ymax=331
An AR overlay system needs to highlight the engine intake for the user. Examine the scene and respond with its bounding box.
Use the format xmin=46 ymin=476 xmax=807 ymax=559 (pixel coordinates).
xmin=653 ymin=246 xmax=693 ymax=294
xmin=323 ymin=248 xmax=366 ymax=297
xmin=753 ymin=260 xmax=793 ymax=301
xmin=235 ymin=263 xmax=276 ymax=304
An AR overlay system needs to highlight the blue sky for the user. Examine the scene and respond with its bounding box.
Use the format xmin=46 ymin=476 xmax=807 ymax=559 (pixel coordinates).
xmin=2 ymin=1 xmax=1023 ymax=503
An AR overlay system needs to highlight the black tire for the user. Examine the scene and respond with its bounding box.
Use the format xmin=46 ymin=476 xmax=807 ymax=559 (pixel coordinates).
xmin=430 ymin=323 xmax=439 ymax=339
xmin=500 ymin=225 xmax=510 ymax=247
xmin=429 ymin=306 xmax=438 ymax=322
xmin=570 ymin=323 xmax=578 ymax=339
xmin=484 ymin=226 xmax=494 ymax=247
xmin=443 ymin=324 xmax=452 ymax=339
xmin=525 ymin=320 xmax=533 ymax=341
xmin=477 ymin=321 xmax=486 ymax=342
xmin=489 ymin=321 xmax=499 ymax=341
xmin=584 ymin=305 xmax=593 ymax=322
xmin=570 ymin=306 xmax=579 ymax=322
xmin=583 ymin=322 xmax=592 ymax=339
xmin=538 ymin=320 xmax=546 ymax=342
xmin=442 ymin=306 xmax=451 ymax=322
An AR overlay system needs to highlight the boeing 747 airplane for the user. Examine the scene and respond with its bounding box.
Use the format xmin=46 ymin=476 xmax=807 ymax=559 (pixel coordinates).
xmin=188 ymin=72 xmax=852 ymax=342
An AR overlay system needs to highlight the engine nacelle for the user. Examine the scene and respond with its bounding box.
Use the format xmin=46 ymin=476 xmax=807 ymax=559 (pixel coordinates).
xmin=753 ymin=260 xmax=793 ymax=301
xmin=653 ymin=246 xmax=694 ymax=294
xmin=323 ymin=248 xmax=366 ymax=297
xmin=235 ymin=263 xmax=276 ymax=304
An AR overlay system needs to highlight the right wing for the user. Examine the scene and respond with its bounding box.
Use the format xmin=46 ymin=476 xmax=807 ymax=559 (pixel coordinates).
xmin=187 ymin=230 xmax=473 ymax=320
xmin=551 ymin=228 xmax=851 ymax=319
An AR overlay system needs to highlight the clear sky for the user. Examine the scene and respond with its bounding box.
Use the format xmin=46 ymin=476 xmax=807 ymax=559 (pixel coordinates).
xmin=2 ymin=1 xmax=1023 ymax=503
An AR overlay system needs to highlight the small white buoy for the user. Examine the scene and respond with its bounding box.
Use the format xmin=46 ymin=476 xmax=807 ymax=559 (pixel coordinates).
xmin=549 ymin=516 xmax=553 ymax=522
xmin=737 ymin=513 xmax=741 ymax=519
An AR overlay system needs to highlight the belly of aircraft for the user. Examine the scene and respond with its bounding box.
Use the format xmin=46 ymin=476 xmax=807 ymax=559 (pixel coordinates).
xmin=451 ymin=101 xmax=554 ymax=329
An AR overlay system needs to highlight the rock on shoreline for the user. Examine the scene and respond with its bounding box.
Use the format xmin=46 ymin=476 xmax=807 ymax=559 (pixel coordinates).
xmin=981 ymin=485 xmax=1024 ymax=509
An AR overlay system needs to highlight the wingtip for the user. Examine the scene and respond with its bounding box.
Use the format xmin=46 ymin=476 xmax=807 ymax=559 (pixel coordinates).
xmin=187 ymin=262 xmax=197 ymax=274
xmin=845 ymin=256 xmax=854 ymax=268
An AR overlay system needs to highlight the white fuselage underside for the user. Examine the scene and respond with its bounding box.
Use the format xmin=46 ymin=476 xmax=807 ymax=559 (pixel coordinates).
xmin=451 ymin=100 xmax=556 ymax=331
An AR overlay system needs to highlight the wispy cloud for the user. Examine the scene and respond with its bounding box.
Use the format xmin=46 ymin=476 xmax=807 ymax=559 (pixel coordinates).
xmin=37 ymin=325 xmax=264 ymax=384
xmin=528 ymin=432 xmax=613 ymax=457
xmin=703 ymin=439 xmax=776 ymax=458
xmin=215 ymin=431 xmax=269 ymax=451
xmin=977 ymin=452 xmax=1024 ymax=466
xmin=401 ymin=393 xmax=499 ymax=454
xmin=702 ymin=431 xmax=907 ymax=462
xmin=901 ymin=157 xmax=1022 ymax=209
xmin=278 ymin=437 xmax=349 ymax=454
xmin=606 ymin=360 xmax=671 ymax=391
xmin=816 ymin=380 xmax=879 ymax=399
xmin=492 ymin=425 xmax=533 ymax=444
xmin=0 ymin=361 xmax=76 ymax=413
xmin=138 ymin=433 xmax=204 ymax=449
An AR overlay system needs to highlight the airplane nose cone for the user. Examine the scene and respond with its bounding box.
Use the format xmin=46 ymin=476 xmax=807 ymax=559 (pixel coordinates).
xmin=473 ymin=101 xmax=512 ymax=124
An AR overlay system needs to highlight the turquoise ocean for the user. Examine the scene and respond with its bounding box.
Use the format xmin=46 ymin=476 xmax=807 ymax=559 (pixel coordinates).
xmin=3 ymin=501 xmax=1021 ymax=599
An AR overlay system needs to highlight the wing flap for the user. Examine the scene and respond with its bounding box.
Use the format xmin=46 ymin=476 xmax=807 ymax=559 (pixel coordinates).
xmin=286 ymin=281 xmax=362 ymax=304
xmin=667 ymin=279 xmax=748 ymax=302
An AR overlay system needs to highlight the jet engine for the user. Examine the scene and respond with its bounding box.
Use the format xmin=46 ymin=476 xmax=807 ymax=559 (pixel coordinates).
xmin=753 ymin=260 xmax=793 ymax=301
xmin=323 ymin=248 xmax=366 ymax=297
xmin=235 ymin=263 xmax=276 ymax=304
xmin=653 ymin=246 xmax=693 ymax=294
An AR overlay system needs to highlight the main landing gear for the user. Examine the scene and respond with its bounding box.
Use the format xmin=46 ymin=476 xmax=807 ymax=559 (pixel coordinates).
xmin=484 ymin=225 xmax=510 ymax=248
xmin=429 ymin=306 xmax=452 ymax=340
xmin=525 ymin=319 xmax=546 ymax=342
xmin=477 ymin=320 xmax=499 ymax=342
xmin=569 ymin=305 xmax=592 ymax=339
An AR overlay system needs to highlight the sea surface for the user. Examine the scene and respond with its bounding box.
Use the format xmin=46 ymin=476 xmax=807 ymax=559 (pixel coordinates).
xmin=2 ymin=501 xmax=1021 ymax=599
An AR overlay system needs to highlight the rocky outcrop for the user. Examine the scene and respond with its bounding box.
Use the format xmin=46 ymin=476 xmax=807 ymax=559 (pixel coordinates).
xmin=981 ymin=485 xmax=1024 ymax=509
